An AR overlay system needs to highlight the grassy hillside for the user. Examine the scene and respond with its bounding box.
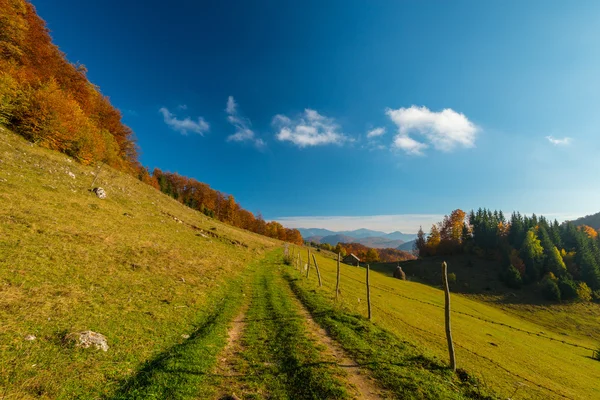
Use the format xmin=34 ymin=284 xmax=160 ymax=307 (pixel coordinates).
xmin=295 ymin=249 xmax=600 ymax=399
xmin=0 ymin=126 xmax=277 ymax=398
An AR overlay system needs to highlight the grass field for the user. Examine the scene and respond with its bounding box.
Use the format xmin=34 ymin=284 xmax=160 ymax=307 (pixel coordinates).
xmin=2 ymin=124 xmax=600 ymax=399
xmin=209 ymin=252 xmax=352 ymax=399
xmin=292 ymin=248 xmax=600 ymax=399
xmin=0 ymin=127 xmax=276 ymax=398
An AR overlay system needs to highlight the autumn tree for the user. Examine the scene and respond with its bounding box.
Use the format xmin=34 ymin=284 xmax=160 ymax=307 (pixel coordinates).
xmin=439 ymin=209 xmax=466 ymax=253
xmin=520 ymin=228 xmax=544 ymax=282
xmin=426 ymin=224 xmax=441 ymax=256
xmin=580 ymin=225 xmax=599 ymax=239
xmin=334 ymin=243 xmax=347 ymax=257
xmin=365 ymin=248 xmax=380 ymax=263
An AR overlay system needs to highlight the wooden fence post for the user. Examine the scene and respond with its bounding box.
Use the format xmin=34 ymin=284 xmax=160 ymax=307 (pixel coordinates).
xmin=312 ymin=254 xmax=322 ymax=287
xmin=306 ymin=249 xmax=310 ymax=279
xmin=366 ymin=264 xmax=372 ymax=320
xmin=335 ymin=253 xmax=341 ymax=301
xmin=442 ymin=261 xmax=456 ymax=372
xmin=296 ymin=253 xmax=300 ymax=270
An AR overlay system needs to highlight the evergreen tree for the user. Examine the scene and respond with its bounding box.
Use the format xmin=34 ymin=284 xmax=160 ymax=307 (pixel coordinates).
xmin=550 ymin=220 xmax=563 ymax=249
xmin=508 ymin=212 xmax=525 ymax=248
xmin=575 ymin=233 xmax=600 ymax=290
xmin=415 ymin=226 xmax=427 ymax=257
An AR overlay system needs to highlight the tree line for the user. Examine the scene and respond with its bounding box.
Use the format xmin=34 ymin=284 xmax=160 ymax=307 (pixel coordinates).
xmin=0 ymin=0 xmax=302 ymax=245
xmin=151 ymin=170 xmax=303 ymax=244
xmin=416 ymin=209 xmax=600 ymax=302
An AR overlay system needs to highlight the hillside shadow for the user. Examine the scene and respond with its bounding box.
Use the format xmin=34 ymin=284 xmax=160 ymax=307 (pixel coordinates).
xmin=372 ymin=255 xmax=555 ymax=306
xmin=106 ymin=304 xmax=227 ymax=399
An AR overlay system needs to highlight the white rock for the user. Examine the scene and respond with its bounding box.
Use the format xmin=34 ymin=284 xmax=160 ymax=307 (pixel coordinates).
xmin=67 ymin=330 xmax=108 ymax=352
xmin=24 ymin=334 xmax=36 ymax=341
xmin=93 ymin=187 xmax=107 ymax=199
xmin=67 ymin=171 xmax=75 ymax=179
xmin=181 ymin=334 xmax=190 ymax=339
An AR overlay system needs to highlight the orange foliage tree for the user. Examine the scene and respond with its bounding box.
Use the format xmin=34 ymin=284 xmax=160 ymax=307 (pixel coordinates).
xmin=0 ymin=1 xmax=301 ymax=244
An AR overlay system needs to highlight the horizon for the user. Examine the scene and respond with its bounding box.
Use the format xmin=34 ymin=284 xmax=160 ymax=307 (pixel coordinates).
xmin=277 ymin=211 xmax=583 ymax=235
xmin=32 ymin=0 xmax=600 ymax=226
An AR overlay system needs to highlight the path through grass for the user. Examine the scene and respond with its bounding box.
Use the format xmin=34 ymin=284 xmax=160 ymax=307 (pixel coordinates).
xmin=212 ymin=252 xmax=350 ymax=399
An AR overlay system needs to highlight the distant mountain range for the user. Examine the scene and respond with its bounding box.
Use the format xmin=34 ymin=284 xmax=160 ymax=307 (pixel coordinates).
xmin=298 ymin=228 xmax=417 ymax=250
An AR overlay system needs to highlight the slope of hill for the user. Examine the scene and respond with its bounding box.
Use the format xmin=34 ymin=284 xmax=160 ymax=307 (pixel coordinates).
xmin=293 ymin=249 xmax=600 ymax=399
xmin=397 ymin=239 xmax=416 ymax=251
xmin=0 ymin=129 xmax=489 ymax=399
xmin=384 ymin=230 xmax=418 ymax=242
xmin=0 ymin=0 xmax=302 ymax=246
xmin=300 ymin=227 xmax=416 ymax=249
xmin=355 ymin=236 xmax=405 ymax=249
xmin=314 ymin=234 xmax=356 ymax=246
xmin=0 ymin=127 xmax=278 ymax=398
xmin=569 ymin=211 xmax=600 ymax=230
xmin=297 ymin=228 xmax=337 ymax=238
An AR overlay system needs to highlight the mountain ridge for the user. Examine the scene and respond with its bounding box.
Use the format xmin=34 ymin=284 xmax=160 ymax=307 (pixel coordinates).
xmin=298 ymin=227 xmax=416 ymax=244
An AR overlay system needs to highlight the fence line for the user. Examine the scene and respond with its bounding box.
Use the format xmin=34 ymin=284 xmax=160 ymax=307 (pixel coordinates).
xmin=337 ymin=269 xmax=596 ymax=352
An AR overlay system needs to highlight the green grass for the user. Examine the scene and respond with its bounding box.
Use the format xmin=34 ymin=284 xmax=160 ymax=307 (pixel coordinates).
xmin=106 ymin=257 xmax=259 ymax=399
xmin=283 ymin=267 xmax=495 ymax=399
xmin=295 ymin=248 xmax=600 ymax=399
xmin=212 ymin=251 xmax=350 ymax=399
xmin=0 ymin=127 xmax=277 ymax=399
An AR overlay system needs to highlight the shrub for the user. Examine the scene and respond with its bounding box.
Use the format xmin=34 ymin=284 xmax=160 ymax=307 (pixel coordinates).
xmin=542 ymin=278 xmax=561 ymax=301
xmin=502 ymin=265 xmax=522 ymax=289
xmin=447 ymin=272 xmax=457 ymax=284
xmin=557 ymin=278 xmax=578 ymax=301
xmin=576 ymin=282 xmax=592 ymax=302
xmin=594 ymin=348 xmax=600 ymax=362
xmin=592 ymin=290 xmax=600 ymax=302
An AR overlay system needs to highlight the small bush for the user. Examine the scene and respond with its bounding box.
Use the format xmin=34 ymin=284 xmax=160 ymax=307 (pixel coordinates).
xmin=542 ymin=278 xmax=561 ymax=301
xmin=447 ymin=272 xmax=457 ymax=283
xmin=594 ymin=348 xmax=600 ymax=361
xmin=502 ymin=265 xmax=522 ymax=289
xmin=592 ymin=290 xmax=600 ymax=302
xmin=576 ymin=282 xmax=592 ymax=302
xmin=558 ymin=278 xmax=578 ymax=301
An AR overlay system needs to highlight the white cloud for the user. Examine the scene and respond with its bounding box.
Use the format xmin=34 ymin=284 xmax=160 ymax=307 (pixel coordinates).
xmin=226 ymin=96 xmax=237 ymax=114
xmin=367 ymin=127 xmax=386 ymax=138
xmin=393 ymin=135 xmax=428 ymax=156
xmin=177 ymin=104 xmax=188 ymax=110
xmin=546 ymin=135 xmax=572 ymax=146
xmin=386 ymin=105 xmax=478 ymax=155
xmin=273 ymin=109 xmax=348 ymax=147
xmin=159 ymin=107 xmax=209 ymax=135
xmin=225 ymin=96 xmax=265 ymax=149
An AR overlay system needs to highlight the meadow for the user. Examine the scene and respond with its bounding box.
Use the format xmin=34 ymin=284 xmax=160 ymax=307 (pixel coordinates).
xmin=2 ymin=124 xmax=600 ymax=399
xmin=289 ymin=248 xmax=600 ymax=399
xmin=0 ymin=127 xmax=277 ymax=398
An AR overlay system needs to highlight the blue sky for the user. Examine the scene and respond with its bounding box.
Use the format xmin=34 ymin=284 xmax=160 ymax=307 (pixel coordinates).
xmin=33 ymin=0 xmax=600 ymax=233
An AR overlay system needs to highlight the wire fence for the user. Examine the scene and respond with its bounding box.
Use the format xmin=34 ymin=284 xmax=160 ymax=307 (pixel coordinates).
xmin=291 ymin=248 xmax=594 ymax=400
xmin=338 ymin=271 xmax=596 ymax=352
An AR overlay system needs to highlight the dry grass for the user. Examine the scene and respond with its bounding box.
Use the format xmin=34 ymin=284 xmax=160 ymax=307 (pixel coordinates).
xmin=0 ymin=127 xmax=277 ymax=399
